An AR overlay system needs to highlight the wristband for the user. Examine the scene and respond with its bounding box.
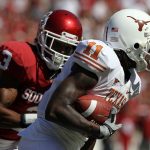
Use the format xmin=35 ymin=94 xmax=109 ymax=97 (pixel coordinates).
xmin=20 ymin=113 xmax=37 ymax=128
xmin=99 ymin=125 xmax=110 ymax=139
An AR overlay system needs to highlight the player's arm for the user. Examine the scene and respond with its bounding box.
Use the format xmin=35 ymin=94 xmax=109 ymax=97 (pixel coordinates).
xmin=80 ymin=138 xmax=96 ymax=150
xmin=0 ymin=44 xmax=37 ymax=128
xmin=0 ymin=44 xmax=22 ymax=128
xmin=0 ymin=69 xmax=21 ymax=128
xmin=45 ymin=63 xmax=121 ymax=139
xmin=46 ymin=63 xmax=99 ymax=137
xmin=0 ymin=70 xmax=37 ymax=128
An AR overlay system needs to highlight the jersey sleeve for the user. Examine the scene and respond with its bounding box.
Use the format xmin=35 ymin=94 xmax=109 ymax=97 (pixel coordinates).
xmin=0 ymin=42 xmax=27 ymax=81
xmin=73 ymin=39 xmax=120 ymax=77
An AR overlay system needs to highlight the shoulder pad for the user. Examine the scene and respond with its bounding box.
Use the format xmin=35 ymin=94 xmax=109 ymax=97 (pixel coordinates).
xmin=73 ymin=39 xmax=120 ymax=77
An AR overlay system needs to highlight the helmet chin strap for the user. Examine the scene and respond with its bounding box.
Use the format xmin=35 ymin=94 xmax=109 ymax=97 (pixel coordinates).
xmin=45 ymin=60 xmax=59 ymax=70
xmin=41 ymin=54 xmax=59 ymax=70
xmin=37 ymin=43 xmax=60 ymax=70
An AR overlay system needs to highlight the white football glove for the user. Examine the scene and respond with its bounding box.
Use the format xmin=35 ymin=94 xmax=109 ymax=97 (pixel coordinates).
xmin=99 ymin=107 xmax=122 ymax=139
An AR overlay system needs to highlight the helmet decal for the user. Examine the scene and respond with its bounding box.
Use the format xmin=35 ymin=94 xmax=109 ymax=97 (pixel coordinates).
xmin=127 ymin=16 xmax=150 ymax=31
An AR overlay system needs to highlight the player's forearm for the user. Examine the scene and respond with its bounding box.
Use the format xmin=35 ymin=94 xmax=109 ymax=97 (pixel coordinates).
xmin=0 ymin=106 xmax=37 ymax=128
xmin=0 ymin=105 xmax=21 ymax=128
xmin=80 ymin=138 xmax=96 ymax=150
xmin=46 ymin=104 xmax=100 ymax=138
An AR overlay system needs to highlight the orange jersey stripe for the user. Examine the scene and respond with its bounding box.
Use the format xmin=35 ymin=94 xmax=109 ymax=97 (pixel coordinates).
xmin=74 ymin=51 xmax=106 ymax=70
xmin=74 ymin=54 xmax=105 ymax=72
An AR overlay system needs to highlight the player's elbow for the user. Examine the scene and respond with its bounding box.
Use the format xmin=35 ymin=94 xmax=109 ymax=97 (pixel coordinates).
xmin=45 ymin=103 xmax=63 ymax=122
xmin=45 ymin=105 xmax=57 ymax=121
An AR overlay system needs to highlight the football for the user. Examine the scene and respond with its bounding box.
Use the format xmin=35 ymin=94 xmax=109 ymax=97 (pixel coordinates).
xmin=74 ymin=95 xmax=113 ymax=124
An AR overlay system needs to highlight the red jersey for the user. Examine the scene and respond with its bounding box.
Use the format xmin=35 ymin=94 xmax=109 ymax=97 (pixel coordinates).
xmin=0 ymin=41 xmax=52 ymax=140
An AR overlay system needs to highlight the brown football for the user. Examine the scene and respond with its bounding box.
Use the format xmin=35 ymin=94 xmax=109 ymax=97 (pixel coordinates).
xmin=74 ymin=95 xmax=113 ymax=124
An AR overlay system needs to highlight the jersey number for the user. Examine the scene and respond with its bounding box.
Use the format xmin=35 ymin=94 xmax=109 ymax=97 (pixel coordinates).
xmin=83 ymin=42 xmax=103 ymax=60
xmin=0 ymin=50 xmax=12 ymax=70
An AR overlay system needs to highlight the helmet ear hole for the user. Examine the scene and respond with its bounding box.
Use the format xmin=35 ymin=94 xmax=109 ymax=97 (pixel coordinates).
xmin=134 ymin=43 xmax=140 ymax=49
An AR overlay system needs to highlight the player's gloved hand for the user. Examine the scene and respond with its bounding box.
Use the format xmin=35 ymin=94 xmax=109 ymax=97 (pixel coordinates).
xmin=99 ymin=107 xmax=122 ymax=139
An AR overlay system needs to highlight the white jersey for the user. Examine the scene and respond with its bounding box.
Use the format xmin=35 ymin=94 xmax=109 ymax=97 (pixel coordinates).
xmin=19 ymin=39 xmax=141 ymax=150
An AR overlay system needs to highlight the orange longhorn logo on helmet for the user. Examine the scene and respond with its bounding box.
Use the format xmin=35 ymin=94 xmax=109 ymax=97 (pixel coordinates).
xmin=127 ymin=16 xmax=150 ymax=31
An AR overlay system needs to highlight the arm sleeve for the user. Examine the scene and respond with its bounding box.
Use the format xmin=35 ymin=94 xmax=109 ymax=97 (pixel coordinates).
xmin=0 ymin=43 xmax=26 ymax=82
xmin=73 ymin=40 xmax=109 ymax=78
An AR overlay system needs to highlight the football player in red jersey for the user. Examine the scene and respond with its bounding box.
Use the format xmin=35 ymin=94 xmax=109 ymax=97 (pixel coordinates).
xmin=0 ymin=10 xmax=82 ymax=150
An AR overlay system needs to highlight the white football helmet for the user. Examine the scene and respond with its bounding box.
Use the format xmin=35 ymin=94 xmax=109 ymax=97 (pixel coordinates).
xmin=103 ymin=9 xmax=150 ymax=72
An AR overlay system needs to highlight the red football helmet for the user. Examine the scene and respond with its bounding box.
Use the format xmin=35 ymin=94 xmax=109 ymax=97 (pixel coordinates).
xmin=36 ymin=10 xmax=83 ymax=70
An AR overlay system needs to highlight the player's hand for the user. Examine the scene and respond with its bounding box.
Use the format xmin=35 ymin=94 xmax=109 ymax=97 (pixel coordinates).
xmin=99 ymin=107 xmax=122 ymax=139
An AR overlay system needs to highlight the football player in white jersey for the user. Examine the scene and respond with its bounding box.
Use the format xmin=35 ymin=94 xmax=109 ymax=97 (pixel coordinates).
xmin=18 ymin=9 xmax=150 ymax=150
